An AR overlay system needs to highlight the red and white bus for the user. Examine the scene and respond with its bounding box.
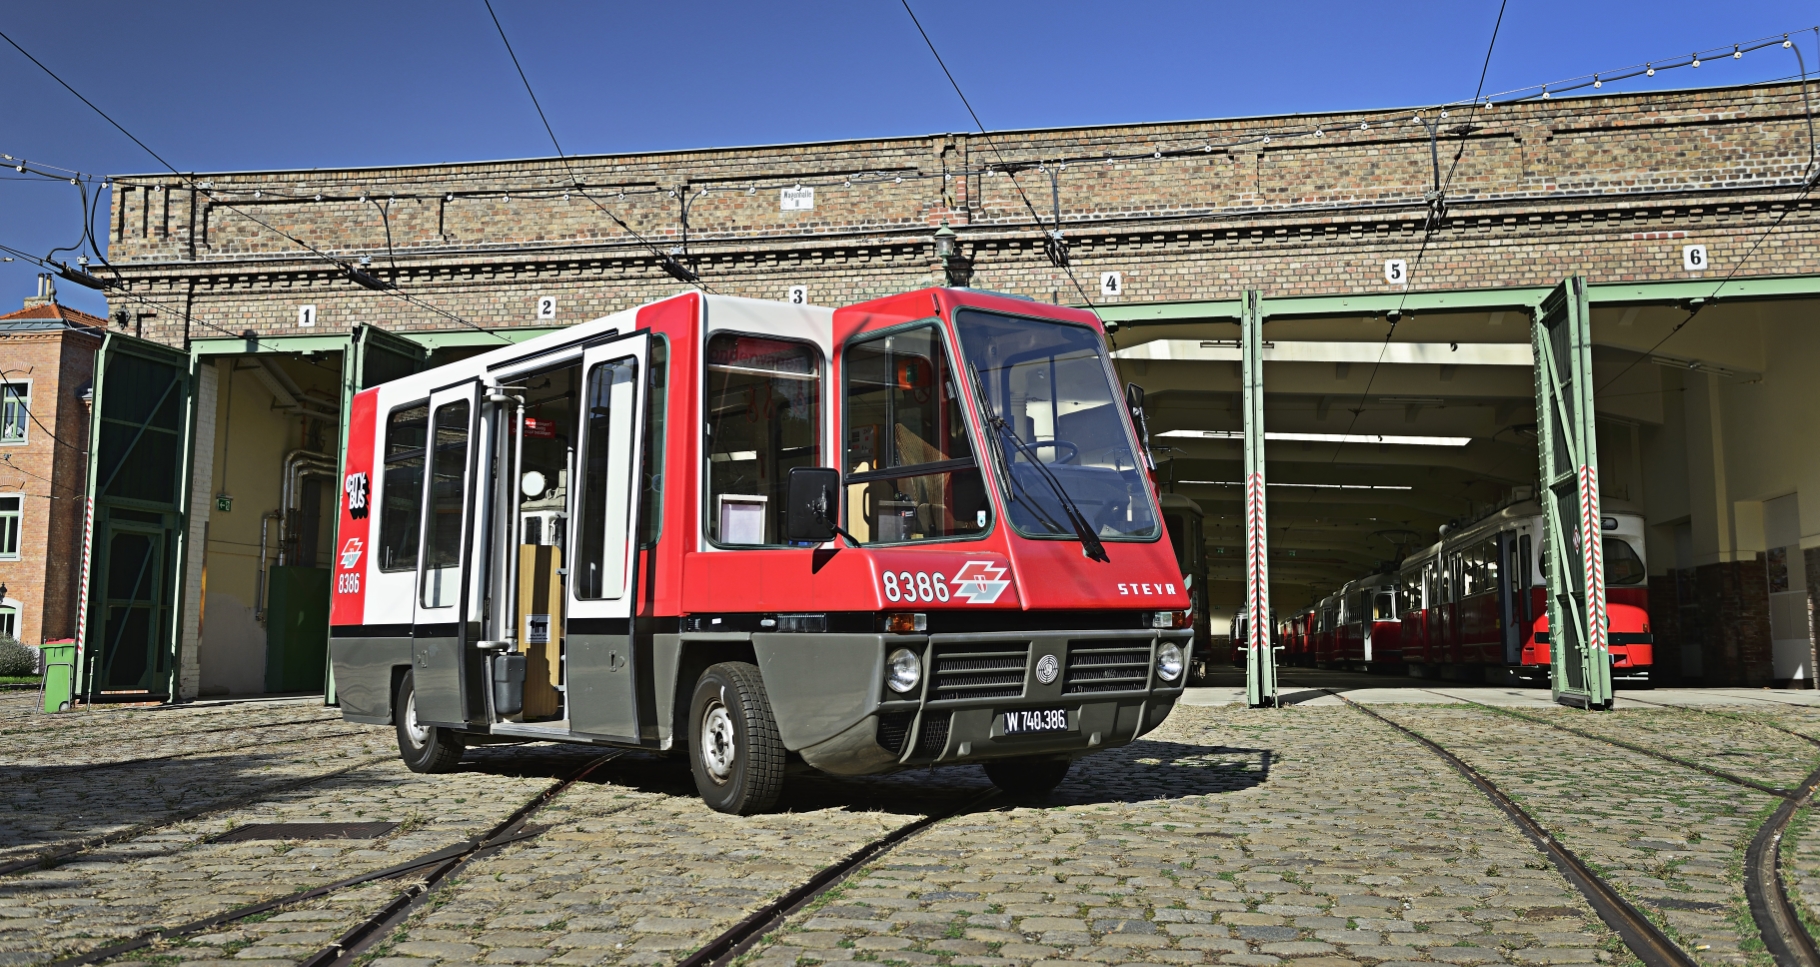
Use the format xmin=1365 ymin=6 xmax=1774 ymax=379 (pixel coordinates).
xmin=327 ymin=288 xmax=1193 ymax=813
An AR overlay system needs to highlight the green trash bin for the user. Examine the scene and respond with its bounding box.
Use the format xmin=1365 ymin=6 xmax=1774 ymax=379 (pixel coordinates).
xmin=39 ymin=642 xmax=76 ymax=713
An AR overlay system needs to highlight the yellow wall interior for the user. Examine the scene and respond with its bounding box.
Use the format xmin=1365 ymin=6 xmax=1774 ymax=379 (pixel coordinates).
xmin=197 ymin=352 xmax=341 ymax=697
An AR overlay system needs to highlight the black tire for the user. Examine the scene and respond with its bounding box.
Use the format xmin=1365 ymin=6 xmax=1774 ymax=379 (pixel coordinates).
xmin=983 ymin=756 xmax=1072 ymax=801
xmin=688 ymin=662 xmax=785 ymax=815
xmin=395 ymin=669 xmax=465 ymax=774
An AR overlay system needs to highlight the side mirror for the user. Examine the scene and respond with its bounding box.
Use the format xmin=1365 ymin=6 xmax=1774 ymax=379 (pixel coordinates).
xmin=784 ymin=467 xmax=841 ymax=543
xmin=1125 ymin=382 xmax=1152 ymax=451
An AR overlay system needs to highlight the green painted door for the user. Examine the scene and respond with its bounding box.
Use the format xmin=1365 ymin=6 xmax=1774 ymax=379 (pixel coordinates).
xmin=81 ymin=334 xmax=193 ymax=701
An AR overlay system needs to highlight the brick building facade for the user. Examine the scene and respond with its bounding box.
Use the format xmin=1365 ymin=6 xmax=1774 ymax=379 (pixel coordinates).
xmin=0 ymin=275 xmax=101 ymax=647
xmin=91 ymin=78 xmax=1820 ymax=690
xmin=101 ymin=81 xmax=1819 ymax=344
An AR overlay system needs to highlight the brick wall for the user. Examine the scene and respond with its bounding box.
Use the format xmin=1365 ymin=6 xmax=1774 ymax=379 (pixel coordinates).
xmin=0 ymin=329 xmax=96 ymax=645
xmin=102 ymin=81 xmax=1820 ymax=348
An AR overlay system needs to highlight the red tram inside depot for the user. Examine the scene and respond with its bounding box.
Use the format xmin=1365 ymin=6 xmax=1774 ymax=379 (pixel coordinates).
xmin=327 ymin=287 xmax=1194 ymax=814
xmin=1286 ymin=499 xmax=1653 ymax=683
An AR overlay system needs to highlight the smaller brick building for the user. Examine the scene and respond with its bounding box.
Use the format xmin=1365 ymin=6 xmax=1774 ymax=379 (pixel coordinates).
xmin=0 ymin=275 xmax=102 ymax=646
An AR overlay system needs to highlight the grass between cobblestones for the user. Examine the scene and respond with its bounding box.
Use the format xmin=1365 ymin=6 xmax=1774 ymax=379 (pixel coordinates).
xmin=1369 ymin=704 xmax=1796 ymax=967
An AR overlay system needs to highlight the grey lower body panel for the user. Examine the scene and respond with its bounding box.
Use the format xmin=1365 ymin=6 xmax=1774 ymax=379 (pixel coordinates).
xmin=787 ymin=629 xmax=1192 ymax=776
xmin=328 ymin=637 xmax=412 ymax=724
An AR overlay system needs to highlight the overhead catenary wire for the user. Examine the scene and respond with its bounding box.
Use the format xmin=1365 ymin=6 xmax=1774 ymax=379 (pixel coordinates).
xmin=1594 ymin=30 xmax=1820 ymax=395
xmin=0 ymin=27 xmax=512 ymax=345
xmin=481 ymin=0 xmax=710 ymax=290
xmin=1325 ymin=0 xmax=1509 ymax=482
xmin=898 ymin=0 xmax=1102 ymax=313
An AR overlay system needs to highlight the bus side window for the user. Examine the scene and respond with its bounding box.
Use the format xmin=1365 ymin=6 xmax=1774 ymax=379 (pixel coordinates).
xmin=378 ymin=403 xmax=429 ymax=572
xmin=577 ymin=357 xmax=639 ymax=600
xmin=420 ymin=399 xmax=471 ymax=608
xmin=704 ymin=333 xmax=821 ymax=546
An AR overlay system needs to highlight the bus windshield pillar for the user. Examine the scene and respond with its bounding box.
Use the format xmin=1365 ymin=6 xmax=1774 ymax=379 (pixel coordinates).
xmin=1533 ymin=277 xmax=1613 ymax=709
xmin=1242 ymin=290 xmax=1278 ymax=708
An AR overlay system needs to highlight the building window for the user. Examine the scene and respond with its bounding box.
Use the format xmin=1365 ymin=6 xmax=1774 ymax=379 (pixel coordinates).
xmin=0 ymin=493 xmax=19 ymax=559
xmin=0 ymin=604 xmax=16 ymax=640
xmin=0 ymin=381 xmax=26 ymax=444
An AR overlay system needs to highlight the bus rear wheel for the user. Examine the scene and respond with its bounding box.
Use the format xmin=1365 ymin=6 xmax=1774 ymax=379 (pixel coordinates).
xmin=689 ymin=662 xmax=785 ymax=815
xmin=395 ymin=670 xmax=465 ymax=774
xmin=983 ymin=756 xmax=1071 ymax=801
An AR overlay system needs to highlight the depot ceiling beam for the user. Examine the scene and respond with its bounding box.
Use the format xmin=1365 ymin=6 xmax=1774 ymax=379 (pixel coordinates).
xmin=1094 ymin=274 xmax=1820 ymax=328
xmin=1116 ymin=340 xmax=1533 ymax=366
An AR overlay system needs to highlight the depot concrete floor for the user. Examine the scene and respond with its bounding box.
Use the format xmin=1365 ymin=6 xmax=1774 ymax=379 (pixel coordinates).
xmin=1 ymin=685 xmax=1817 ymax=967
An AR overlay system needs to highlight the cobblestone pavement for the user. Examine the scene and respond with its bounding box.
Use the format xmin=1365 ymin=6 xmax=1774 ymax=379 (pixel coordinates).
xmin=8 ymin=693 xmax=1817 ymax=967
xmin=1366 ymin=706 xmax=1781 ymax=967
xmin=1496 ymin=707 xmax=1820 ymax=792
xmin=353 ymin=705 xmax=1624 ymax=967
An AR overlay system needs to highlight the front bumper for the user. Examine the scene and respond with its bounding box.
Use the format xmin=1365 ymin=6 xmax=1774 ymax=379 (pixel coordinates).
xmin=797 ymin=628 xmax=1192 ymax=775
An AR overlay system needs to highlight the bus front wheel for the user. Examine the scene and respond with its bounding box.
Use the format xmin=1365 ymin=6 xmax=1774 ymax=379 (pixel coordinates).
xmin=395 ymin=669 xmax=465 ymax=774
xmin=689 ymin=662 xmax=785 ymax=815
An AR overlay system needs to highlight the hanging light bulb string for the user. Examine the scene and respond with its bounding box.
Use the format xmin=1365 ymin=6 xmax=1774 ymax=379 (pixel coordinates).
xmin=1325 ymin=0 xmax=1509 ymax=486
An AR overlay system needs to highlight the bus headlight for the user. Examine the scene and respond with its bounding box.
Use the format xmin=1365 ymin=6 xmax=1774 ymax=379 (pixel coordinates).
xmin=886 ymin=647 xmax=923 ymax=694
xmin=1156 ymin=642 xmax=1184 ymax=682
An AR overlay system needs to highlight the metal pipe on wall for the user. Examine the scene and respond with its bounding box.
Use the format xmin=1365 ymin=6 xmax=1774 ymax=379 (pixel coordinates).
xmin=255 ymin=511 xmax=281 ymax=624
xmin=276 ymin=449 xmax=337 ymax=567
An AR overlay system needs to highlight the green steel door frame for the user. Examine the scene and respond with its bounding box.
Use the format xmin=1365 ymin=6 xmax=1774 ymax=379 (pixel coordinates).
xmin=1241 ymin=290 xmax=1278 ymax=708
xmin=1532 ymin=277 xmax=1613 ymax=709
xmin=78 ymin=332 xmax=195 ymax=703
xmin=323 ymin=324 xmax=430 ymax=704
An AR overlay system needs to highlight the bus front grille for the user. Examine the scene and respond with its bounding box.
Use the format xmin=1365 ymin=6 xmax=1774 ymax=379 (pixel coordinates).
xmin=930 ymin=643 xmax=1029 ymax=701
xmin=1064 ymin=644 xmax=1150 ymax=693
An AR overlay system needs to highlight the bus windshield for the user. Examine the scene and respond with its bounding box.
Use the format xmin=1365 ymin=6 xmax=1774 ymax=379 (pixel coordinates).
xmin=954 ymin=309 xmax=1159 ymax=543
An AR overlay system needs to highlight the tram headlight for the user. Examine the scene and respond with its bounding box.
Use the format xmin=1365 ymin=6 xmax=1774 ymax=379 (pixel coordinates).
xmin=886 ymin=647 xmax=923 ymax=694
xmin=1155 ymin=641 xmax=1185 ymax=682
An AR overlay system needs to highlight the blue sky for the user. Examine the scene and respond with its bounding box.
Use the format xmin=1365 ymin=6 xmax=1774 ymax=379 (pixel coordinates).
xmin=4 ymin=0 xmax=1818 ymax=319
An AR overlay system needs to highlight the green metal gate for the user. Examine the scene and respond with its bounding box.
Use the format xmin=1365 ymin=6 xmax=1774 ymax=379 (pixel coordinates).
xmin=1532 ymin=277 xmax=1613 ymax=709
xmin=79 ymin=334 xmax=193 ymax=700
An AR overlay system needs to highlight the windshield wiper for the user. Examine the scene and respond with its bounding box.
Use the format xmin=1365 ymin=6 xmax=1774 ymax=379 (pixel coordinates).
xmin=967 ymin=362 xmax=1110 ymax=562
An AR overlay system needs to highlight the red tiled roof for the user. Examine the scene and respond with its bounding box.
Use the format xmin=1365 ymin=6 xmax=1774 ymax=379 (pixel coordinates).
xmin=0 ymin=302 xmax=107 ymax=330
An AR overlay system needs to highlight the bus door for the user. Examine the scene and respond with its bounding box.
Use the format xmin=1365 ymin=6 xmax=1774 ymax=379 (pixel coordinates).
xmin=411 ymin=381 xmax=482 ymax=726
xmin=564 ymin=333 xmax=652 ymax=742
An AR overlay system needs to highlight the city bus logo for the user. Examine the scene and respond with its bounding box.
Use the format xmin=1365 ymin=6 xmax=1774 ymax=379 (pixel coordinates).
xmin=339 ymin=538 xmax=364 ymax=570
xmin=950 ymin=561 xmax=1010 ymax=604
xmin=344 ymin=471 xmax=370 ymax=519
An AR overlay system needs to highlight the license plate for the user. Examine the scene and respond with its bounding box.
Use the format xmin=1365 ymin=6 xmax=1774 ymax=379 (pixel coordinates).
xmin=1001 ymin=708 xmax=1070 ymax=735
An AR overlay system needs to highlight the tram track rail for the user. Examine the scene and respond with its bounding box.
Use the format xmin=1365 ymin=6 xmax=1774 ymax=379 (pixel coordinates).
xmin=46 ymin=750 xmax=625 ymax=967
xmin=0 ymin=755 xmax=392 ymax=877
xmin=0 ymin=713 xmax=345 ymax=756
xmin=1313 ymin=683 xmax=1820 ymax=967
xmin=677 ymin=787 xmax=1001 ymax=967
xmin=8 ymin=726 xmax=374 ymax=776
xmin=1410 ymin=687 xmax=1820 ymax=966
xmin=1410 ymin=689 xmax=1801 ymax=798
xmin=1298 ymin=685 xmax=1700 ymax=967
xmin=0 ymin=710 xmax=349 ymax=764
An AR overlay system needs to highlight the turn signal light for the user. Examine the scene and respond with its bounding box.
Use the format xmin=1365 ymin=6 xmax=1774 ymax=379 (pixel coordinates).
xmin=1152 ymin=610 xmax=1191 ymax=629
xmin=886 ymin=612 xmax=928 ymax=634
